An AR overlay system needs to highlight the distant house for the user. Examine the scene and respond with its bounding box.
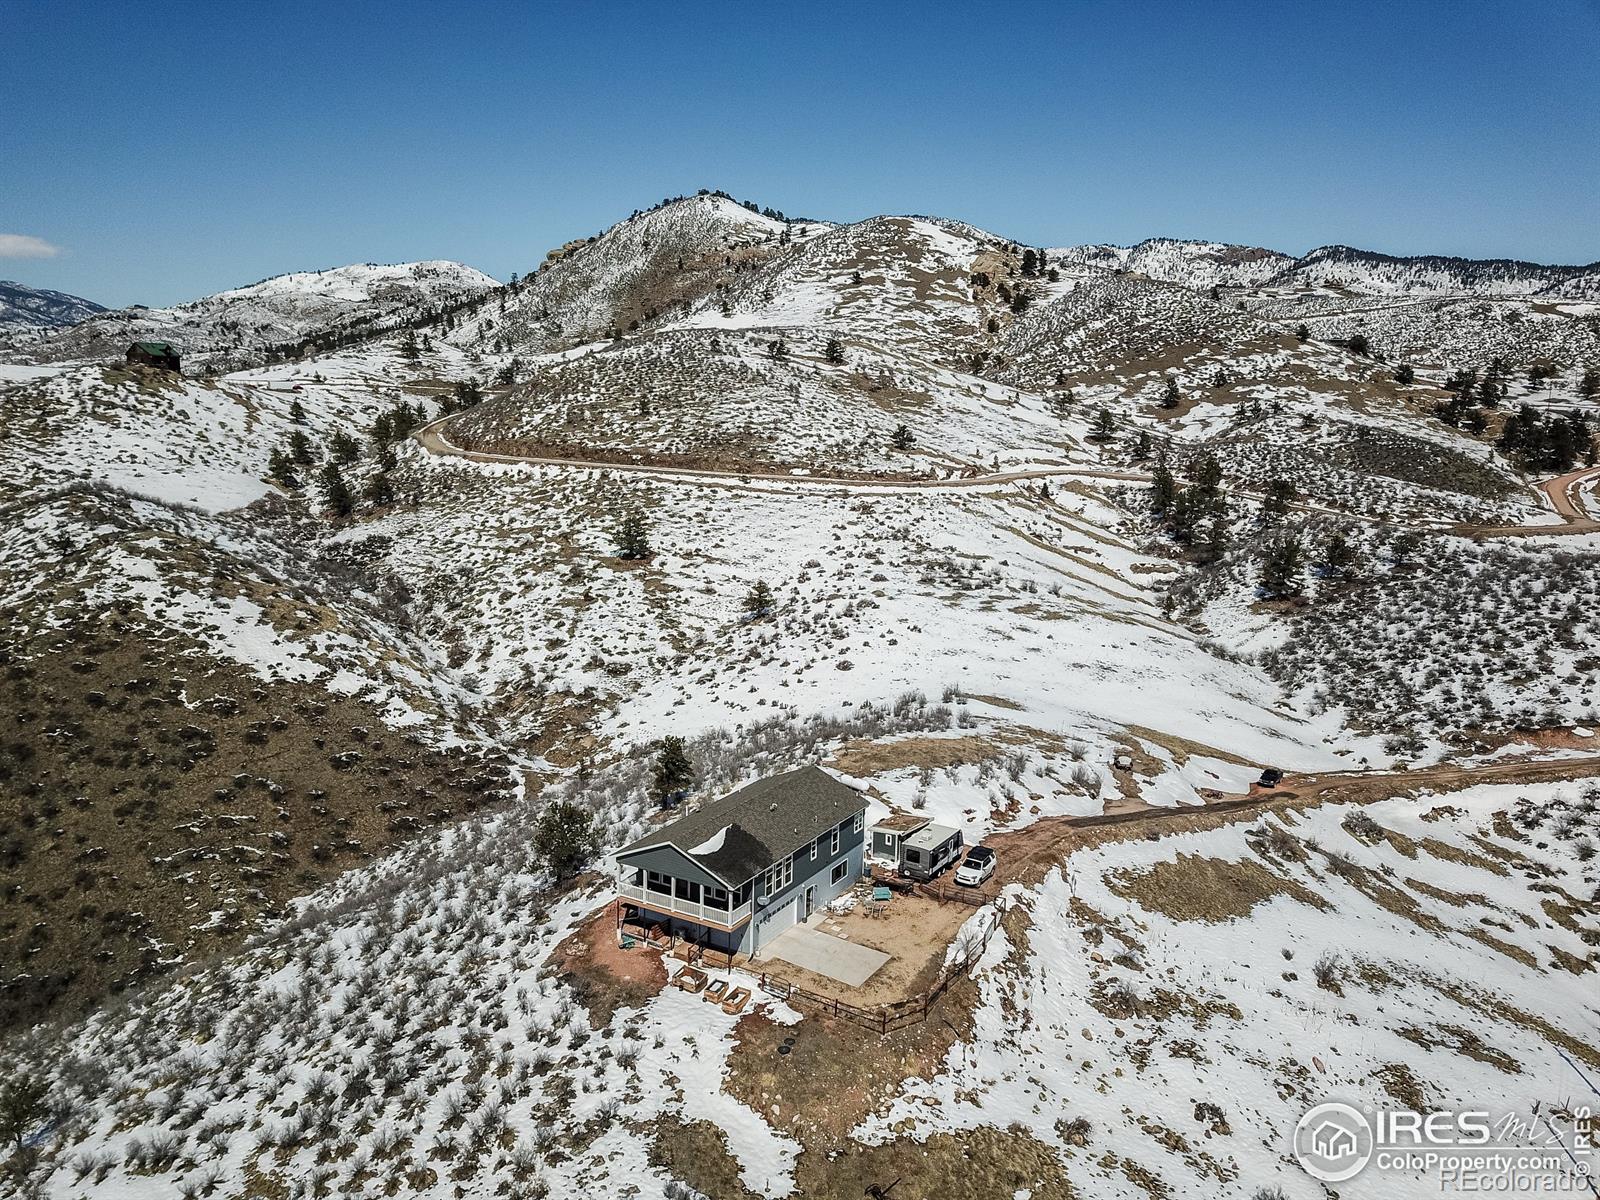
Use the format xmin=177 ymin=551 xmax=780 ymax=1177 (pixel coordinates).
xmin=866 ymin=813 xmax=964 ymax=881
xmin=126 ymin=341 xmax=180 ymax=372
xmin=615 ymin=766 xmax=867 ymax=958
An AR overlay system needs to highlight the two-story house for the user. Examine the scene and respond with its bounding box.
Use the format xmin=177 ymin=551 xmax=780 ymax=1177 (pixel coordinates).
xmin=615 ymin=766 xmax=868 ymax=958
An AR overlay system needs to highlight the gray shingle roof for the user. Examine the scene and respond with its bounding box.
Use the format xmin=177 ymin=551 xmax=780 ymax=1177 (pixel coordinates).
xmin=617 ymin=766 xmax=867 ymax=884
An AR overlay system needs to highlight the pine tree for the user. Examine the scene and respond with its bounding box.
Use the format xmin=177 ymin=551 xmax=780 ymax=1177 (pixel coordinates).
xmin=399 ymin=328 xmax=421 ymax=361
xmin=318 ymin=462 xmax=353 ymax=517
xmin=1260 ymin=536 xmax=1304 ymax=597
xmin=744 ymin=579 xmax=774 ymax=619
xmin=371 ymin=411 xmax=394 ymax=444
xmin=329 ymin=430 xmax=361 ymax=465
xmin=1189 ymin=452 xmax=1223 ymax=502
xmin=267 ymin=448 xmax=298 ymax=488
xmin=1169 ymin=486 xmax=1202 ymax=542
xmin=891 ymin=423 xmax=915 ymax=451
xmin=1195 ymin=497 xmax=1229 ymax=564
xmin=1090 ymin=408 xmax=1116 ymax=441
xmin=1150 ymin=452 xmax=1176 ymax=512
xmin=651 ymin=736 xmax=695 ymax=807
xmin=1579 ymin=368 xmax=1600 ymax=401
xmin=364 ymin=470 xmax=394 ymax=507
xmin=289 ymin=399 xmax=307 ymax=424
xmin=531 ymin=799 xmax=599 ymax=879
xmin=824 ymin=337 xmax=845 ymax=365
xmin=1133 ymin=430 xmax=1153 ymax=460
xmin=1263 ymin=478 xmax=1296 ymax=521
xmin=614 ymin=511 xmax=651 ymax=560
xmin=1346 ymin=333 xmax=1370 ymax=357
xmin=1321 ymin=532 xmax=1356 ymax=579
xmin=289 ymin=430 xmax=315 ymax=465
xmin=1161 ymin=376 xmax=1182 ymax=409
xmin=1294 ymin=323 xmax=1310 ymax=343
xmin=1393 ymin=363 xmax=1415 ymax=385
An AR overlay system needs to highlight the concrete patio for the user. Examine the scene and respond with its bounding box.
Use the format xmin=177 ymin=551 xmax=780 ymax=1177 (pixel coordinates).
xmin=761 ymin=922 xmax=890 ymax=987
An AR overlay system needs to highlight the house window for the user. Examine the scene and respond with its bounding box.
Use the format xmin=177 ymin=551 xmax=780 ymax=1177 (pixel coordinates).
xmin=830 ymin=860 xmax=848 ymax=885
xmin=830 ymin=828 xmax=840 ymax=855
xmin=853 ymin=812 xmax=863 ymax=833
xmin=673 ymin=877 xmax=701 ymax=904
xmin=705 ymin=886 xmax=729 ymax=910
xmin=646 ymin=871 xmax=672 ymax=895
xmin=810 ymin=839 xmax=818 ymax=862
xmin=764 ymin=857 xmax=793 ymax=896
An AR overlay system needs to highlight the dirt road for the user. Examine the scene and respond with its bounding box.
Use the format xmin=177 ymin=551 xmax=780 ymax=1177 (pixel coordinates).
xmin=414 ymin=414 xmax=1599 ymax=538
xmin=1459 ymin=464 xmax=1600 ymax=538
xmin=988 ymin=753 xmax=1600 ymax=885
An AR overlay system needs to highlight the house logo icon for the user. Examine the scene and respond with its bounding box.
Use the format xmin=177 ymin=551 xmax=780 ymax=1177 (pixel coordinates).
xmin=1293 ymin=1102 xmax=1374 ymax=1182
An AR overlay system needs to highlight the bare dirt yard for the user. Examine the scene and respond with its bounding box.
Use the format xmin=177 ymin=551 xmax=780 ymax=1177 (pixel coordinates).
xmin=758 ymin=890 xmax=985 ymax=1006
xmin=554 ymin=899 xmax=669 ymax=1026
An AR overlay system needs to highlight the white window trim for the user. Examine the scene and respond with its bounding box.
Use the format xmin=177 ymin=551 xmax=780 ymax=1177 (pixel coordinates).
xmin=852 ymin=811 xmax=863 ymax=833
xmin=830 ymin=828 xmax=840 ymax=854
xmin=830 ymin=860 xmax=848 ymax=885
xmin=764 ymin=857 xmax=793 ymax=896
xmin=810 ymin=840 xmax=818 ymax=861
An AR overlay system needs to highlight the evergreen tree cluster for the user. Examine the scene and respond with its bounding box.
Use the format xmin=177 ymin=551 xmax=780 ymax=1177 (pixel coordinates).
xmin=1150 ymin=451 xmax=1230 ymax=562
xmin=1497 ymin=404 xmax=1595 ymax=471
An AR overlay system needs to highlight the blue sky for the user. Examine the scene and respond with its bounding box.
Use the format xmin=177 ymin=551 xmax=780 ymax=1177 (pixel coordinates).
xmin=4 ymin=0 xmax=1597 ymax=306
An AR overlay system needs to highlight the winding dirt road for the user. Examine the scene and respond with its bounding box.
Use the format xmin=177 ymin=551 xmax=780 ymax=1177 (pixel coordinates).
xmin=1460 ymin=463 xmax=1600 ymax=538
xmin=414 ymin=414 xmax=1600 ymax=538
xmin=989 ymin=752 xmax=1600 ymax=885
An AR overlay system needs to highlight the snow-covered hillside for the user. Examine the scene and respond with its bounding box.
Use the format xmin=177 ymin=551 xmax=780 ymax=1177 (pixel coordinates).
xmin=2 ymin=191 xmax=1597 ymax=1200
xmin=2 ymin=260 xmax=497 ymax=372
xmin=444 ymin=194 xmax=817 ymax=357
xmin=0 ymin=279 xmax=106 ymax=332
xmin=1056 ymin=237 xmax=1294 ymax=289
xmin=1266 ymin=244 xmax=1599 ymax=298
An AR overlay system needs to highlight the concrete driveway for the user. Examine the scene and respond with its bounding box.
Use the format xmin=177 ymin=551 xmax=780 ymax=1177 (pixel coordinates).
xmin=762 ymin=923 xmax=890 ymax=986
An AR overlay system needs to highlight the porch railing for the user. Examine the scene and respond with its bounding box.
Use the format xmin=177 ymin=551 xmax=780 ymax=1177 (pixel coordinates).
xmin=618 ymin=880 xmax=752 ymax=928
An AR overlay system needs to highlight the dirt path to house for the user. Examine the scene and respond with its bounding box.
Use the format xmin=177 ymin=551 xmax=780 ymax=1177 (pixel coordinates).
xmin=987 ymin=753 xmax=1600 ymax=885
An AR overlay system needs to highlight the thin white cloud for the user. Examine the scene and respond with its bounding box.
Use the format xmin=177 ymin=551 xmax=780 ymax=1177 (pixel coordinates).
xmin=0 ymin=234 xmax=61 ymax=259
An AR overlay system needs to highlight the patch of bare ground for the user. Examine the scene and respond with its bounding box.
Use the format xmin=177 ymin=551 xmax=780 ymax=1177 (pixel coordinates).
xmin=798 ymin=1128 xmax=1076 ymax=1200
xmin=1372 ymin=1063 xmax=1431 ymax=1110
xmin=826 ymin=733 xmax=1004 ymax=776
xmin=1106 ymin=854 xmax=1331 ymax=923
xmin=1463 ymin=928 xmax=1538 ymax=968
xmin=1422 ymin=976 xmax=1600 ymax=1070
xmin=770 ymin=893 xmax=978 ymax=1006
xmin=647 ymin=1118 xmax=759 ymax=1200
xmin=1535 ymin=886 xmax=1596 ymax=938
xmin=724 ymin=976 xmax=979 ymax=1145
xmin=0 ymin=619 xmax=511 ymax=1031
xmin=1403 ymin=877 xmax=1495 ymax=909
xmin=1397 ymin=1023 xmax=1521 ymax=1073
xmin=1417 ymin=837 xmax=1511 ymax=876
xmin=552 ymin=900 xmax=668 ymax=1028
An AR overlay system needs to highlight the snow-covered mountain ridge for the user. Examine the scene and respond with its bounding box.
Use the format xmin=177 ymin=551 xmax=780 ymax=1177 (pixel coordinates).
xmin=1 ymin=259 xmax=497 ymax=372
xmin=0 ymin=279 xmax=106 ymax=331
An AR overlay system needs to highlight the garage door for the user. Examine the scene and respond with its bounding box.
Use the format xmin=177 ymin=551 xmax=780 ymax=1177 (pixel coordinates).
xmin=756 ymin=897 xmax=797 ymax=951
